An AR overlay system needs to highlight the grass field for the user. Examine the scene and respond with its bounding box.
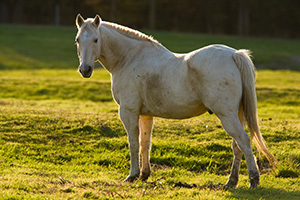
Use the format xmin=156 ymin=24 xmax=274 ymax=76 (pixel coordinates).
xmin=1 ymin=24 xmax=300 ymax=70
xmin=0 ymin=24 xmax=300 ymax=199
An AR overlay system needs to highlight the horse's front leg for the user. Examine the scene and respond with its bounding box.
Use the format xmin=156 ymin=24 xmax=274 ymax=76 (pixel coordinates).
xmin=119 ymin=107 xmax=140 ymax=182
xmin=139 ymin=115 xmax=154 ymax=181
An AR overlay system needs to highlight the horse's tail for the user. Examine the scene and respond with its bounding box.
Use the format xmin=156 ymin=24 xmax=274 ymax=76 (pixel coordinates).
xmin=232 ymin=49 xmax=276 ymax=168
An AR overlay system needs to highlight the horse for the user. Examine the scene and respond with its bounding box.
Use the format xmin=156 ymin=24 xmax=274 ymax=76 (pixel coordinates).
xmin=75 ymin=14 xmax=275 ymax=188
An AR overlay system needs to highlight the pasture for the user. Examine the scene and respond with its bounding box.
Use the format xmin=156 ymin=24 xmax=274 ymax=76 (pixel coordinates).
xmin=0 ymin=24 xmax=300 ymax=199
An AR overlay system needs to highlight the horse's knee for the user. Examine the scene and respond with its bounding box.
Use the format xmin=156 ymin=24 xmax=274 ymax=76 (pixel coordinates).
xmin=224 ymin=122 xmax=251 ymax=154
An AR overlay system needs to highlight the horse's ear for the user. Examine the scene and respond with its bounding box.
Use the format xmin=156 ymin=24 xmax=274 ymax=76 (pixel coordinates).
xmin=93 ymin=15 xmax=102 ymax=28
xmin=76 ymin=14 xmax=84 ymax=28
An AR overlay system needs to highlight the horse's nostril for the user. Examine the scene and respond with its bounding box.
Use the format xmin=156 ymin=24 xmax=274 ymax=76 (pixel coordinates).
xmin=87 ymin=66 xmax=92 ymax=73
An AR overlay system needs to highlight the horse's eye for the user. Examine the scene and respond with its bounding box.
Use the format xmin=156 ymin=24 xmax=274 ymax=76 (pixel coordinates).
xmin=94 ymin=39 xmax=98 ymax=43
xmin=76 ymin=38 xmax=79 ymax=43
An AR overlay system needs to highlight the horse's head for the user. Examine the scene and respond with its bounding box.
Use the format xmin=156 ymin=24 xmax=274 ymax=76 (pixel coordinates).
xmin=75 ymin=14 xmax=101 ymax=78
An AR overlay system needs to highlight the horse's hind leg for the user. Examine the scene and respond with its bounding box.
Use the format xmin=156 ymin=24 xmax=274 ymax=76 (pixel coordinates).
xmin=139 ymin=115 xmax=153 ymax=181
xmin=224 ymin=139 xmax=243 ymax=189
xmin=224 ymin=106 xmax=244 ymax=189
xmin=218 ymin=113 xmax=260 ymax=188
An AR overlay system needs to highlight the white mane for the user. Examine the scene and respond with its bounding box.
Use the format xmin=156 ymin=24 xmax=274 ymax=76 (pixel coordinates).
xmin=101 ymin=21 xmax=160 ymax=45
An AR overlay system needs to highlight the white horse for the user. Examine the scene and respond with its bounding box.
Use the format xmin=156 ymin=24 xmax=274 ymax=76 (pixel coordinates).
xmin=75 ymin=14 xmax=275 ymax=188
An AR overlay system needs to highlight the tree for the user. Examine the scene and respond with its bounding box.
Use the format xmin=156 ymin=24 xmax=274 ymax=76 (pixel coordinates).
xmin=149 ymin=0 xmax=155 ymax=29
xmin=238 ymin=0 xmax=249 ymax=36
xmin=0 ymin=0 xmax=9 ymax=23
xmin=110 ymin=0 xmax=117 ymax=21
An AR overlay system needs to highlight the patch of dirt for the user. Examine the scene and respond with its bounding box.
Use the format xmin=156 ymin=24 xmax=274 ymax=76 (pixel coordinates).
xmin=198 ymin=183 xmax=224 ymax=190
xmin=174 ymin=182 xmax=197 ymax=188
xmin=173 ymin=182 xmax=224 ymax=190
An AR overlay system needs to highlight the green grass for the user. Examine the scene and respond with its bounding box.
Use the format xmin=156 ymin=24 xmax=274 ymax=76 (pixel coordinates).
xmin=0 ymin=25 xmax=78 ymax=70
xmin=0 ymin=24 xmax=300 ymax=70
xmin=1 ymin=69 xmax=299 ymax=199
xmin=0 ymin=24 xmax=300 ymax=199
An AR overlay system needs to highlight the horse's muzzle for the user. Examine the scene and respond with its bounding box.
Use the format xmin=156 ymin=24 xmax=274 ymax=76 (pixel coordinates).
xmin=79 ymin=65 xmax=93 ymax=78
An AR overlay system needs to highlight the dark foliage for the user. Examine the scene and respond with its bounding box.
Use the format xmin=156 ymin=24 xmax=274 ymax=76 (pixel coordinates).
xmin=0 ymin=0 xmax=300 ymax=38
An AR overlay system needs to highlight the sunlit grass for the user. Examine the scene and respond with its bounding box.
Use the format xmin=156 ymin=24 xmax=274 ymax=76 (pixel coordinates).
xmin=0 ymin=69 xmax=300 ymax=199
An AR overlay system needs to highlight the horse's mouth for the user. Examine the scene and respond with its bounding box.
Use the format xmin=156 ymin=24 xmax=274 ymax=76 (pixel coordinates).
xmin=79 ymin=66 xmax=93 ymax=78
xmin=81 ymin=73 xmax=92 ymax=78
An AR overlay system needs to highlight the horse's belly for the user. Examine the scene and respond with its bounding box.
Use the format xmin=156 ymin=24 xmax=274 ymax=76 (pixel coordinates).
xmin=139 ymin=73 xmax=207 ymax=118
xmin=140 ymin=101 xmax=207 ymax=119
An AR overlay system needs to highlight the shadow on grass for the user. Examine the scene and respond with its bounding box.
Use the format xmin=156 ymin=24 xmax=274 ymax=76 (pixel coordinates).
xmin=1 ymin=123 xmax=123 ymax=144
xmin=226 ymin=186 xmax=300 ymax=200
xmin=194 ymin=182 xmax=300 ymax=200
xmin=63 ymin=124 xmax=121 ymax=138
xmin=257 ymin=87 xmax=300 ymax=106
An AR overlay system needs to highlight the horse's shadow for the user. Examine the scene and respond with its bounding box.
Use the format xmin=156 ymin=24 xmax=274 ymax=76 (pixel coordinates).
xmin=225 ymin=185 xmax=300 ymax=200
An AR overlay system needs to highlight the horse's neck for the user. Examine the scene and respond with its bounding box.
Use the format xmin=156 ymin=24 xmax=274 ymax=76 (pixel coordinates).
xmin=99 ymin=25 xmax=147 ymax=73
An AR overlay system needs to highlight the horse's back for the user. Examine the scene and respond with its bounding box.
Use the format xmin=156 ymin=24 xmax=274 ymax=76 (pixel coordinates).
xmin=186 ymin=44 xmax=240 ymax=82
xmin=186 ymin=44 xmax=236 ymax=68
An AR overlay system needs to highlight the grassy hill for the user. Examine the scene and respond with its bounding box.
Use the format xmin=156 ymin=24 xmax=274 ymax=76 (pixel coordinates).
xmin=0 ymin=24 xmax=300 ymax=199
xmin=0 ymin=24 xmax=300 ymax=70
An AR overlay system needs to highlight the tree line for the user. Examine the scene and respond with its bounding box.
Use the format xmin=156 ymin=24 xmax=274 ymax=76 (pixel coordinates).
xmin=1 ymin=0 xmax=300 ymax=38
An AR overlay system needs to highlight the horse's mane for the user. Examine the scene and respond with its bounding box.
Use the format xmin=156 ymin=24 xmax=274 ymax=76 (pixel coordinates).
xmin=101 ymin=21 xmax=160 ymax=45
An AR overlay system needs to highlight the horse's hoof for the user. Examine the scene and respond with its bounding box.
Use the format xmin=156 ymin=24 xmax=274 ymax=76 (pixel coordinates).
xmin=223 ymin=183 xmax=237 ymax=190
xmin=123 ymin=175 xmax=138 ymax=182
xmin=249 ymin=175 xmax=260 ymax=188
xmin=223 ymin=179 xmax=238 ymax=190
xmin=140 ymin=172 xmax=150 ymax=182
xmin=249 ymin=179 xmax=259 ymax=188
